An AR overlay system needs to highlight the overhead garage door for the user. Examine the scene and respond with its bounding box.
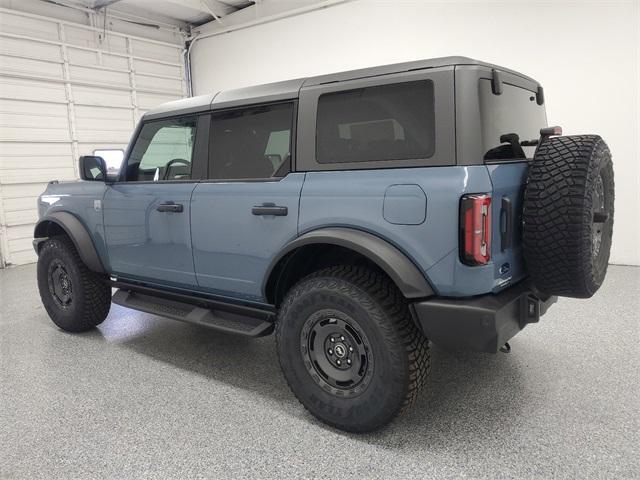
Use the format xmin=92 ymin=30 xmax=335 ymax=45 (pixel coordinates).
xmin=0 ymin=8 xmax=187 ymax=267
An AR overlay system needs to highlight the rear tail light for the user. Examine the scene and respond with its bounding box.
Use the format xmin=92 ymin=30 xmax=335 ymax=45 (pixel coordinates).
xmin=460 ymin=194 xmax=492 ymax=266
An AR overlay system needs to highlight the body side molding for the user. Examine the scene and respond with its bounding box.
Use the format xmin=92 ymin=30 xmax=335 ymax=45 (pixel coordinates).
xmin=264 ymin=227 xmax=435 ymax=300
xmin=34 ymin=211 xmax=105 ymax=273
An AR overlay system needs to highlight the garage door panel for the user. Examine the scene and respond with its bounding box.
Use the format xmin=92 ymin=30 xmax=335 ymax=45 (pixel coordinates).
xmin=70 ymin=65 xmax=130 ymax=88
xmin=0 ymin=142 xmax=73 ymax=157
xmin=137 ymin=93 xmax=179 ymax=109
xmin=7 ymin=248 xmax=37 ymax=265
xmin=136 ymin=74 xmax=182 ymax=93
xmin=64 ymin=26 xmax=127 ymax=54
xmin=67 ymin=49 xmax=131 ymax=72
xmin=5 ymin=208 xmax=38 ymax=226
xmin=0 ymin=155 xmax=73 ymax=170
xmin=0 ymin=54 xmax=63 ymax=80
xmin=3 ymin=196 xmax=40 ymax=213
xmin=0 ymin=167 xmax=76 ymax=184
xmin=102 ymin=53 xmax=130 ymax=71
xmin=131 ymin=39 xmax=180 ymax=63
xmin=0 ymin=110 xmax=69 ymax=130
xmin=67 ymin=47 xmax=98 ymax=66
xmin=6 ymin=224 xmax=33 ymax=241
xmin=0 ymin=99 xmax=68 ymax=117
xmin=72 ymin=85 xmax=132 ymax=108
xmin=75 ymin=105 xmax=132 ymax=121
xmin=75 ymin=116 xmax=131 ymax=131
xmin=0 ymin=12 xmax=59 ymax=41
xmin=1 ymin=183 xmax=50 ymax=199
xmin=0 ymin=126 xmax=70 ymax=143
xmin=0 ymin=77 xmax=67 ymax=103
xmin=0 ymin=36 xmax=61 ymax=60
xmin=133 ymin=59 xmax=181 ymax=77
xmin=0 ymin=9 xmax=186 ymax=267
xmin=75 ymin=128 xmax=132 ymax=144
xmin=8 ymin=236 xmax=34 ymax=255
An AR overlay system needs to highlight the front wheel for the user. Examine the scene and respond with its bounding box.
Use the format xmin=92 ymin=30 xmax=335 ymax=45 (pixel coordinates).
xmin=276 ymin=266 xmax=430 ymax=432
xmin=37 ymin=236 xmax=111 ymax=332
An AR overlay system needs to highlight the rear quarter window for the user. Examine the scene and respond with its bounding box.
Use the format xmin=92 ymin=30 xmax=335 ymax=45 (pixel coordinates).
xmin=316 ymin=80 xmax=435 ymax=164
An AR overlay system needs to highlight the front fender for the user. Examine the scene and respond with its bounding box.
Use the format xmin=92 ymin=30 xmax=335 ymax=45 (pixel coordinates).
xmin=34 ymin=212 xmax=105 ymax=274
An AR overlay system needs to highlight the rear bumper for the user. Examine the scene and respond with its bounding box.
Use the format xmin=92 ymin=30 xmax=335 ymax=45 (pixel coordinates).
xmin=411 ymin=282 xmax=557 ymax=353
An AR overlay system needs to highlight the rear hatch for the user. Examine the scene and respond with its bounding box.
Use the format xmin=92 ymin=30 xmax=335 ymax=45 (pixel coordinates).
xmin=478 ymin=77 xmax=547 ymax=289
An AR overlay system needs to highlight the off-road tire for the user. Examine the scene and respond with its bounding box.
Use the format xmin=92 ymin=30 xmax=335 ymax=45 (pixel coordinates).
xmin=276 ymin=266 xmax=430 ymax=432
xmin=523 ymin=135 xmax=614 ymax=298
xmin=37 ymin=236 xmax=111 ymax=332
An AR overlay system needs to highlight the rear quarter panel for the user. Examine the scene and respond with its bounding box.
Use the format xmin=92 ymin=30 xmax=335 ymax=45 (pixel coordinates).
xmin=298 ymin=166 xmax=506 ymax=297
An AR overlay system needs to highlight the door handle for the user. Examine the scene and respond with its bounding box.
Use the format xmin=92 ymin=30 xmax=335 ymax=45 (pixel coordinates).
xmin=252 ymin=204 xmax=288 ymax=216
xmin=157 ymin=203 xmax=184 ymax=213
xmin=500 ymin=197 xmax=513 ymax=251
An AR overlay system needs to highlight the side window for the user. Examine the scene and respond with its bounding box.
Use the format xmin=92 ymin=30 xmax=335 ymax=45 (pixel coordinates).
xmin=316 ymin=80 xmax=435 ymax=164
xmin=125 ymin=116 xmax=197 ymax=182
xmin=210 ymin=103 xmax=293 ymax=180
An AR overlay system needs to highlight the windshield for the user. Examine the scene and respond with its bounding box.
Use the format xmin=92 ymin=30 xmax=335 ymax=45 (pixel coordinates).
xmin=479 ymin=79 xmax=547 ymax=161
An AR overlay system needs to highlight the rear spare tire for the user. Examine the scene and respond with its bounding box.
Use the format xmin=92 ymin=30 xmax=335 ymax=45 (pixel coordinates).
xmin=523 ymin=135 xmax=614 ymax=298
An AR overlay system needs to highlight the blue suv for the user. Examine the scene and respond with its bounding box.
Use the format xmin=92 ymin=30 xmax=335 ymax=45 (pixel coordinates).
xmin=34 ymin=57 xmax=614 ymax=432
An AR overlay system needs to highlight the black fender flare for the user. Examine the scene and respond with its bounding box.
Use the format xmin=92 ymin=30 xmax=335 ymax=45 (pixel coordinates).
xmin=34 ymin=212 xmax=105 ymax=274
xmin=264 ymin=227 xmax=434 ymax=300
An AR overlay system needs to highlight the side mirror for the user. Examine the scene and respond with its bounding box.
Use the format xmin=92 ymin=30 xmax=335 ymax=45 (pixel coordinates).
xmin=79 ymin=155 xmax=106 ymax=182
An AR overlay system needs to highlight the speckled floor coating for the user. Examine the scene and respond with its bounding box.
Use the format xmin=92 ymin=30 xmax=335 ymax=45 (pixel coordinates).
xmin=1 ymin=264 xmax=638 ymax=479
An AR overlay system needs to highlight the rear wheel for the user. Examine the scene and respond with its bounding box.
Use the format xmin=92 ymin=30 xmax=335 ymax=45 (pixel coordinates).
xmin=276 ymin=266 xmax=430 ymax=432
xmin=37 ymin=236 xmax=111 ymax=332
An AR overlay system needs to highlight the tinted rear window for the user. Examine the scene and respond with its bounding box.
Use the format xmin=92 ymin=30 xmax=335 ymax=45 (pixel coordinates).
xmin=210 ymin=103 xmax=293 ymax=180
xmin=316 ymin=80 xmax=435 ymax=164
xmin=479 ymin=79 xmax=547 ymax=160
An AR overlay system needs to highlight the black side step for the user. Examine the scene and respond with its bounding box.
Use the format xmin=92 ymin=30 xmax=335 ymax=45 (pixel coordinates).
xmin=112 ymin=289 xmax=274 ymax=337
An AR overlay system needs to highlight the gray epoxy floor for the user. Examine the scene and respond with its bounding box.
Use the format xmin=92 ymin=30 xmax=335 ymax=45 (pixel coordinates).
xmin=1 ymin=264 xmax=638 ymax=479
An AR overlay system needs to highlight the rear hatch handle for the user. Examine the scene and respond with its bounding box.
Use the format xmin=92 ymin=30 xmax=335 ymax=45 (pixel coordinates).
xmin=500 ymin=197 xmax=513 ymax=251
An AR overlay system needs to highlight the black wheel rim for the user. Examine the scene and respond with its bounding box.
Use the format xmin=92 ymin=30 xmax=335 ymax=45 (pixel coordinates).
xmin=300 ymin=310 xmax=373 ymax=397
xmin=591 ymin=172 xmax=609 ymax=261
xmin=48 ymin=260 xmax=73 ymax=308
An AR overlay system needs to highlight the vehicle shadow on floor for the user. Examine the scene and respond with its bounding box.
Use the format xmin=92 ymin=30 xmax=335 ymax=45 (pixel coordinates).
xmin=96 ymin=305 xmax=533 ymax=446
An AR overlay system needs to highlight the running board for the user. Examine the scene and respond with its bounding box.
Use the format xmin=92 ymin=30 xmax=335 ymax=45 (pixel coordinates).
xmin=112 ymin=289 xmax=274 ymax=337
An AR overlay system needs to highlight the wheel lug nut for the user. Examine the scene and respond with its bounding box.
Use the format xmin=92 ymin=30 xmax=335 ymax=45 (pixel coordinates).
xmin=340 ymin=336 xmax=345 ymax=341
xmin=328 ymin=349 xmax=333 ymax=355
xmin=336 ymin=360 xmax=341 ymax=366
xmin=347 ymin=359 xmax=351 ymax=365
xmin=330 ymin=337 xmax=335 ymax=343
xmin=349 ymin=346 xmax=354 ymax=352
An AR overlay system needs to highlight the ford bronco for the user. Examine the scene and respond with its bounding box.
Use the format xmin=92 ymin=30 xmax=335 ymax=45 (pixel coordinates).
xmin=34 ymin=57 xmax=614 ymax=432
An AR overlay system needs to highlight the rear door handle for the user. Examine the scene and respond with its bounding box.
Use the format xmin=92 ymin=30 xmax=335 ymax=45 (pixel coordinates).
xmin=500 ymin=197 xmax=513 ymax=251
xmin=252 ymin=204 xmax=288 ymax=216
xmin=157 ymin=203 xmax=184 ymax=213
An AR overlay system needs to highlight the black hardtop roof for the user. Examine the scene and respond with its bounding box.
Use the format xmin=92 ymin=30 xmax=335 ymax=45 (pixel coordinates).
xmin=145 ymin=56 xmax=538 ymax=120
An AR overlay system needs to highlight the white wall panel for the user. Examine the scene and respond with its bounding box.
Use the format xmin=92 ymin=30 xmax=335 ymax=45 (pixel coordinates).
xmin=191 ymin=0 xmax=640 ymax=266
xmin=0 ymin=6 xmax=187 ymax=266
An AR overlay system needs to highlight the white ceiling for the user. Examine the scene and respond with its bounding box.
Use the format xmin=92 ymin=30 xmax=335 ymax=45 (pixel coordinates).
xmin=65 ymin=0 xmax=257 ymax=27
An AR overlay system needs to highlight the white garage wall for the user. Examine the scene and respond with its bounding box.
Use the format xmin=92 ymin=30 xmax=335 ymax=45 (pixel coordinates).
xmin=0 ymin=6 xmax=188 ymax=266
xmin=190 ymin=0 xmax=640 ymax=266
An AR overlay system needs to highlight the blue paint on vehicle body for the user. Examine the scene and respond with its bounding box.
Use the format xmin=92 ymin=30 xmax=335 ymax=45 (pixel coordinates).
xmin=37 ymin=161 xmax=528 ymax=302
